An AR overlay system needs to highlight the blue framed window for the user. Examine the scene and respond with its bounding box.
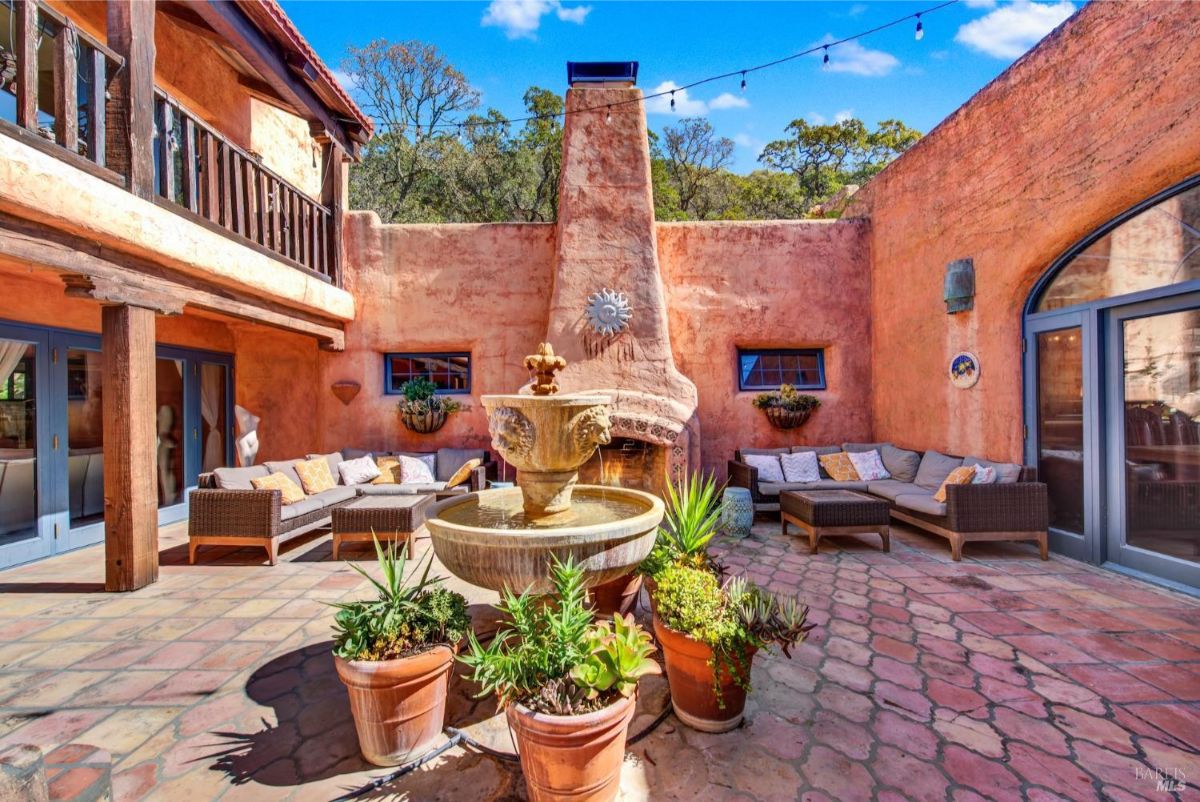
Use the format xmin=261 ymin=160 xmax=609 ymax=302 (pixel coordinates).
xmin=385 ymin=352 xmax=471 ymax=394
xmin=738 ymin=348 xmax=826 ymax=391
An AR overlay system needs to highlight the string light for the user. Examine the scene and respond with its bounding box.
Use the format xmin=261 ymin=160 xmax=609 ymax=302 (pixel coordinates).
xmin=605 ymin=105 xmax=612 ymax=124
xmin=377 ymin=0 xmax=957 ymax=134
xmin=740 ymin=71 xmax=746 ymax=93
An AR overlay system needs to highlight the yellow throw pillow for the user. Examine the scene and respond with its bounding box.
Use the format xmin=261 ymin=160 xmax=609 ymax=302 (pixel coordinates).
xmin=251 ymin=472 xmax=305 ymax=505
xmin=445 ymin=458 xmax=483 ymax=489
xmin=372 ymin=456 xmax=403 ymax=485
xmin=934 ymin=465 xmax=977 ymax=503
xmin=294 ymin=458 xmax=336 ymax=495
xmin=818 ymin=451 xmax=861 ymax=482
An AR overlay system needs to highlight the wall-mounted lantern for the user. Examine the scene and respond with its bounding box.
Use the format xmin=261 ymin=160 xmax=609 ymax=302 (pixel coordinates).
xmin=944 ymin=258 xmax=975 ymax=314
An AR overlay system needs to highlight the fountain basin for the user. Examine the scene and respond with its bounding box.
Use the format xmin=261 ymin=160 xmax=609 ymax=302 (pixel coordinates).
xmin=425 ymin=485 xmax=664 ymax=594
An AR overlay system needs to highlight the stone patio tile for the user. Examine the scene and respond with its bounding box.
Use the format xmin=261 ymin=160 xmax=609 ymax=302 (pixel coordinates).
xmin=8 ymin=669 xmax=113 ymax=707
xmin=932 ymin=708 xmax=1004 ymax=757
xmin=1056 ymin=664 xmax=1172 ymax=703
xmin=1003 ymin=634 xmax=1099 ymax=664
xmin=0 ymin=707 xmax=112 ymax=749
xmin=942 ymin=744 xmax=1024 ymax=801
xmin=1007 ymin=742 xmax=1099 ymax=802
xmin=232 ymin=618 xmax=308 ymax=643
xmin=801 ymin=744 xmax=876 ymax=800
xmin=870 ymin=744 xmax=950 ymax=802
xmin=75 ymin=706 xmax=184 ymax=756
xmin=1109 ymin=608 xmax=1200 ymax=631
xmin=1117 ymin=632 xmax=1200 ymax=662
xmin=1119 ymin=663 xmax=1200 ymax=700
xmin=136 ymin=669 xmax=236 ymax=706
xmin=72 ymin=670 xmax=176 ymax=707
xmin=1123 ymin=702 xmax=1200 ymax=750
xmin=139 ymin=641 xmax=213 ymax=670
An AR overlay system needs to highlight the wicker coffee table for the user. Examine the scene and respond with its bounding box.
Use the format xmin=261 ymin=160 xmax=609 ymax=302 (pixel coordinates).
xmin=331 ymin=495 xmax=434 ymax=560
xmin=780 ymin=490 xmax=890 ymax=554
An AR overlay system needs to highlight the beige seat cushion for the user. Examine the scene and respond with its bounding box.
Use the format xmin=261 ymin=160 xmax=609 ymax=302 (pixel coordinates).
xmin=759 ymin=480 xmax=868 ymax=496
xmin=867 ymin=479 xmax=928 ymax=502
xmin=896 ymin=493 xmax=947 ymax=517
xmin=251 ymin=472 xmax=305 ymax=504
xmin=295 ymin=458 xmax=337 ymax=495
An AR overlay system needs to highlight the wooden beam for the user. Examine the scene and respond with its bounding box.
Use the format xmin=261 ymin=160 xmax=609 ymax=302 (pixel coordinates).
xmin=0 ymin=217 xmax=346 ymax=349
xmin=14 ymin=0 xmax=38 ymax=131
xmin=102 ymin=303 xmax=159 ymax=591
xmin=54 ymin=24 xmax=79 ymax=152
xmin=106 ymin=0 xmax=156 ymax=198
xmin=86 ymin=47 xmax=107 ymax=167
xmin=190 ymin=1 xmax=358 ymax=156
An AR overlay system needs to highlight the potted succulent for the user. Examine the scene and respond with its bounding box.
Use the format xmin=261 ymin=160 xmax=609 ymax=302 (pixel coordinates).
xmin=652 ymin=566 xmax=813 ymax=733
xmin=751 ymin=384 xmax=820 ymax=430
xmin=637 ymin=472 xmax=726 ymax=614
xmin=461 ymin=557 xmax=660 ymax=802
xmin=397 ymin=376 xmax=462 ymax=434
xmin=331 ymin=538 xmax=471 ymax=766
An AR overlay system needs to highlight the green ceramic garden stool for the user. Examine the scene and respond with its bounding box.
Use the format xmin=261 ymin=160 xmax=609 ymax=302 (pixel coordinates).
xmin=721 ymin=487 xmax=754 ymax=539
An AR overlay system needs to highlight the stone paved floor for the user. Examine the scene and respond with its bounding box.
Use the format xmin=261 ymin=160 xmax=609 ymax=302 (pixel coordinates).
xmin=0 ymin=519 xmax=1197 ymax=801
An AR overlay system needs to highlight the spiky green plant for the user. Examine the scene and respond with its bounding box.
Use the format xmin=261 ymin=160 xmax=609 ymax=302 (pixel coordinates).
xmin=330 ymin=535 xmax=470 ymax=661
xmin=638 ymin=471 xmax=725 ymax=578
xmin=461 ymin=555 xmax=659 ymax=715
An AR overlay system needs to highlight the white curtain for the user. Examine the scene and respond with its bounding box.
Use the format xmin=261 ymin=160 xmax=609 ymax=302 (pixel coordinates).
xmin=199 ymin=365 xmax=224 ymax=470
xmin=0 ymin=340 xmax=26 ymax=389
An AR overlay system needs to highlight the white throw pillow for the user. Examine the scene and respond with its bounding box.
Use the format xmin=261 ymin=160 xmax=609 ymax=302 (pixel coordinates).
xmin=847 ymin=450 xmax=890 ymax=481
xmin=780 ymin=451 xmax=820 ymax=483
xmin=398 ymin=455 xmax=436 ymax=484
xmin=743 ymin=454 xmax=785 ymax=483
xmin=338 ymin=455 xmax=380 ymax=485
xmin=972 ymin=465 xmax=997 ymax=484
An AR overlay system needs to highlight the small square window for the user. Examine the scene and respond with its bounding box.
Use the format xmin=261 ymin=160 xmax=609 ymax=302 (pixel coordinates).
xmin=738 ymin=349 xmax=826 ymax=391
xmin=384 ymin=352 xmax=472 ymax=394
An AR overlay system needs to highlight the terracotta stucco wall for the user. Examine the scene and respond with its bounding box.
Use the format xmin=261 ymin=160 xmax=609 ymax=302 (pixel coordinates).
xmin=317 ymin=213 xmax=557 ymax=458
xmin=658 ymin=221 xmax=872 ymax=475
xmin=330 ymin=214 xmax=872 ymax=475
xmin=851 ymin=0 xmax=1200 ymax=462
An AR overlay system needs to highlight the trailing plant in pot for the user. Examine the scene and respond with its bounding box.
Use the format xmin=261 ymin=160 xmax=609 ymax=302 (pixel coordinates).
xmin=751 ymin=384 xmax=820 ymax=430
xmin=461 ymin=556 xmax=660 ymax=802
xmin=397 ymin=377 xmax=462 ymax=434
xmin=652 ymin=565 xmax=813 ymax=733
xmin=331 ymin=537 xmax=470 ymax=766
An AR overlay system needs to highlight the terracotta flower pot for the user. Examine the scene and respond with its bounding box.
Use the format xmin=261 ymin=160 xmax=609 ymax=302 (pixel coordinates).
xmin=506 ymin=692 xmax=636 ymax=802
xmin=588 ymin=572 xmax=643 ymax=616
xmin=652 ymin=615 xmax=756 ymax=733
xmin=334 ymin=645 xmax=454 ymax=766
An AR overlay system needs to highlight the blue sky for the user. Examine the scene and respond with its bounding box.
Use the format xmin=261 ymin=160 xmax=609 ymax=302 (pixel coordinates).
xmin=282 ymin=0 xmax=1077 ymax=171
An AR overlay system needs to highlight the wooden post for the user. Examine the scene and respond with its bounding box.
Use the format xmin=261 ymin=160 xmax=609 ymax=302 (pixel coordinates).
xmin=329 ymin=149 xmax=345 ymax=286
xmin=86 ymin=48 xmax=107 ymax=167
xmin=14 ymin=0 xmax=38 ymax=131
xmin=101 ymin=304 xmax=158 ymax=591
xmin=157 ymin=100 xmax=175 ymax=201
xmin=106 ymin=0 xmax=156 ymax=197
xmin=53 ymin=24 xmax=79 ymax=152
xmin=180 ymin=117 xmax=198 ymax=212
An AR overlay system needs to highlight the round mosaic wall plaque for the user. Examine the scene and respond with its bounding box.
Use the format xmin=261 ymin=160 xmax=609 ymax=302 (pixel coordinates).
xmin=949 ymin=351 xmax=980 ymax=389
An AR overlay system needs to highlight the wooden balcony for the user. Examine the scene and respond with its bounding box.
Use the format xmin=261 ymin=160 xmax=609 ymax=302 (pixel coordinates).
xmin=0 ymin=0 xmax=341 ymax=286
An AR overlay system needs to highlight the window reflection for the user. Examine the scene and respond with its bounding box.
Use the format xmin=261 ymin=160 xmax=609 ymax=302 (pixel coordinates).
xmin=1037 ymin=328 xmax=1085 ymax=534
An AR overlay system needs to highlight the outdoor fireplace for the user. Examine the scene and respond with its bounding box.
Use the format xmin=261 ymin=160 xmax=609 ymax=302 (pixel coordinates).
xmin=578 ymin=437 xmax=669 ymax=496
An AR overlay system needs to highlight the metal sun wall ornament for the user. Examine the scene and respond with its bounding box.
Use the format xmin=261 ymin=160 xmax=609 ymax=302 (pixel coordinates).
xmin=585 ymin=288 xmax=633 ymax=337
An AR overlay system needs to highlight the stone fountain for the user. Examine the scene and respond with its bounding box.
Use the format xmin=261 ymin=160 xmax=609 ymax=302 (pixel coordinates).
xmin=425 ymin=344 xmax=665 ymax=594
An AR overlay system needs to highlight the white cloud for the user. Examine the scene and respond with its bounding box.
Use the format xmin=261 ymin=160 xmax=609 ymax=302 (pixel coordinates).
xmin=330 ymin=69 xmax=357 ymax=92
xmin=811 ymin=36 xmax=900 ymax=77
xmin=732 ymin=133 xmax=765 ymax=155
xmin=955 ymin=0 xmax=1075 ymax=59
xmin=833 ymin=109 xmax=854 ymax=123
xmin=709 ymin=92 xmax=749 ymax=110
xmin=963 ymin=0 xmax=997 ymax=7
xmin=481 ymin=0 xmax=591 ymax=40
xmin=645 ymin=81 xmax=749 ymax=115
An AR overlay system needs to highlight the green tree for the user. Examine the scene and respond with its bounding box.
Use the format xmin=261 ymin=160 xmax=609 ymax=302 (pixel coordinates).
xmin=656 ymin=118 xmax=734 ymax=219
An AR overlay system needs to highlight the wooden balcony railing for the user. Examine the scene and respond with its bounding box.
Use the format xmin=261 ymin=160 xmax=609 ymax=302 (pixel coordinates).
xmin=0 ymin=0 xmax=124 ymax=181
xmin=154 ymin=92 xmax=338 ymax=284
xmin=1 ymin=0 xmax=341 ymax=287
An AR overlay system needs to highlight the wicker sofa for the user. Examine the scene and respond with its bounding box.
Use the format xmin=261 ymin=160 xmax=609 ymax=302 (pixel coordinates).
xmin=188 ymin=447 xmax=495 ymax=565
xmin=729 ymin=442 xmax=1048 ymax=561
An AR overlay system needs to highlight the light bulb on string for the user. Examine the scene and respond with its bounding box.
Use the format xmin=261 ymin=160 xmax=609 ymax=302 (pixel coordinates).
xmin=740 ymin=71 xmax=747 ymax=93
xmin=822 ymin=46 xmax=830 ymax=68
xmin=605 ymin=105 xmax=612 ymax=124
xmin=915 ymin=14 xmax=924 ymax=40
xmin=670 ymin=90 xmax=676 ymax=111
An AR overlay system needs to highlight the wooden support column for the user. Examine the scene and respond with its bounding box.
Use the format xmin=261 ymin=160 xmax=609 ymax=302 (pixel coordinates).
xmin=106 ymin=0 xmax=156 ymax=197
xmin=14 ymin=0 xmax=38 ymax=131
xmin=101 ymin=304 xmax=159 ymax=591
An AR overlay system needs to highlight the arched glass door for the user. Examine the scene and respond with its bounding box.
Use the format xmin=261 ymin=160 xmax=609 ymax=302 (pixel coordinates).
xmin=1025 ymin=175 xmax=1200 ymax=591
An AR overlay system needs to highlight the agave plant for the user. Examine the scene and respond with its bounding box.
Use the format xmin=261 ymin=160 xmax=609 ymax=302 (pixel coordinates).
xmin=640 ymin=472 xmax=726 ymax=578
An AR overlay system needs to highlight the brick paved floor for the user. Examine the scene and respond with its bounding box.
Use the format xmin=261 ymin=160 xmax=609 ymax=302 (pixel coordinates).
xmin=0 ymin=519 xmax=1197 ymax=801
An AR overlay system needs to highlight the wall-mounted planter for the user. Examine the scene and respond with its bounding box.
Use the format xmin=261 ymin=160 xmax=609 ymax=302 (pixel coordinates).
xmin=763 ymin=406 xmax=814 ymax=430
xmin=331 ymin=380 xmax=361 ymax=406
xmin=400 ymin=407 xmax=449 ymax=434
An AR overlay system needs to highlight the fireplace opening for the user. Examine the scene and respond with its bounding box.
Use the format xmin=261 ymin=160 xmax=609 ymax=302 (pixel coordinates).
xmin=578 ymin=437 xmax=667 ymax=497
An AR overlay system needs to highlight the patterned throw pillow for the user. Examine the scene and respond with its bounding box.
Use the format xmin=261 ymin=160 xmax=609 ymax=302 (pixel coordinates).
xmin=818 ymin=452 xmax=861 ymax=482
xmin=373 ymin=456 xmax=403 ymax=484
xmin=445 ymin=458 xmax=483 ymax=489
xmin=847 ymin=450 xmax=890 ymax=481
xmin=399 ymin=455 xmax=436 ymax=484
xmin=934 ymin=465 xmax=977 ymax=502
xmin=294 ymin=458 xmax=336 ymax=495
xmin=780 ymin=451 xmax=820 ymax=483
xmin=743 ymin=454 xmax=785 ymax=483
xmin=251 ymin=471 xmax=305 ymax=504
xmin=338 ymin=455 xmax=381 ymax=485
xmin=972 ymin=465 xmax=997 ymax=484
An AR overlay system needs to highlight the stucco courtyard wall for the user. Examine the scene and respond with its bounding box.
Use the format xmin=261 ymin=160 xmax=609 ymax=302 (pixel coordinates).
xmin=850 ymin=0 xmax=1200 ymax=462
xmin=329 ymin=213 xmax=872 ymax=475
xmin=658 ymin=220 xmax=872 ymax=476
